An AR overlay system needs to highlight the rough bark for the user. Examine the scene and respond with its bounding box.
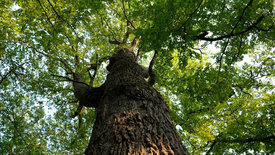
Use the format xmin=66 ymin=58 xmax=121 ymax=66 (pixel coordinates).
xmin=85 ymin=49 xmax=189 ymax=155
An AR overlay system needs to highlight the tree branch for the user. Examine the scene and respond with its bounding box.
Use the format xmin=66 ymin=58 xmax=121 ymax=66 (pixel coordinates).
xmin=86 ymin=55 xmax=111 ymax=84
xmin=0 ymin=110 xmax=30 ymax=150
xmin=231 ymin=0 xmax=253 ymax=34
xmin=255 ymin=25 xmax=273 ymax=32
xmin=148 ymin=50 xmax=158 ymax=86
xmin=206 ymin=135 xmax=275 ymax=154
xmin=0 ymin=63 xmax=24 ymax=85
xmin=52 ymin=74 xmax=89 ymax=87
xmin=216 ymin=38 xmax=230 ymax=83
xmin=46 ymin=0 xmax=78 ymax=36
xmin=19 ymin=41 xmax=73 ymax=73
xmin=47 ymin=0 xmax=79 ymax=52
xmin=219 ymin=135 xmax=275 ymax=143
xmin=178 ymin=0 xmax=204 ymax=30
xmin=87 ymin=63 xmax=98 ymax=87
xmin=109 ymin=39 xmax=123 ymax=45
xmin=206 ymin=141 xmax=217 ymax=155
xmin=196 ymin=15 xmax=266 ymax=41
xmin=104 ymin=17 xmax=123 ymax=45
xmin=108 ymin=1 xmax=134 ymax=45
xmin=123 ymin=21 xmax=131 ymax=43
xmin=187 ymin=107 xmax=210 ymax=115
xmin=37 ymin=0 xmax=57 ymax=32
xmin=122 ymin=0 xmax=135 ymax=29
xmin=38 ymin=0 xmax=79 ymax=68
xmin=136 ymin=47 xmax=142 ymax=61
xmin=128 ymin=36 xmax=141 ymax=52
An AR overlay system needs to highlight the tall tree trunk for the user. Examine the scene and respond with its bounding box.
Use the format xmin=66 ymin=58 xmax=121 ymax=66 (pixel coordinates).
xmin=85 ymin=49 xmax=189 ymax=155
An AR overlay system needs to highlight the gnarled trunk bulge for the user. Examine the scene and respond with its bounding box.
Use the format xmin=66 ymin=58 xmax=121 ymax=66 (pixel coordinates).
xmin=85 ymin=49 xmax=189 ymax=155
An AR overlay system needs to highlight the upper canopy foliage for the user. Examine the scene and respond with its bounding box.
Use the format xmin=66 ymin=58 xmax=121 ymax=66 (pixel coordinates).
xmin=0 ymin=0 xmax=274 ymax=154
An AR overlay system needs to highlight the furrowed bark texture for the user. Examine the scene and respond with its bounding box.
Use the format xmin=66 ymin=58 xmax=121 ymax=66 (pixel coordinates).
xmin=85 ymin=49 xmax=189 ymax=155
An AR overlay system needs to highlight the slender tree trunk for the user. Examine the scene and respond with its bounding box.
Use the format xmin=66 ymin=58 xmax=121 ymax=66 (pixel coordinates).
xmin=85 ymin=49 xmax=189 ymax=155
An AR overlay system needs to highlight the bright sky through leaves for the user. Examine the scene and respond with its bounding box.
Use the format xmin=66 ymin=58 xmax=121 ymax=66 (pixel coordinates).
xmin=0 ymin=0 xmax=274 ymax=154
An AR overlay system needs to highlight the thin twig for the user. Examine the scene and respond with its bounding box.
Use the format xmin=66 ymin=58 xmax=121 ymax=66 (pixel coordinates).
xmin=38 ymin=0 xmax=78 ymax=65
xmin=122 ymin=0 xmax=135 ymax=29
xmin=231 ymin=0 xmax=253 ymax=34
xmin=196 ymin=15 xmax=266 ymax=41
xmin=19 ymin=41 xmax=73 ymax=73
xmin=37 ymin=0 xmax=57 ymax=32
xmin=0 ymin=63 xmax=24 ymax=85
xmin=216 ymin=38 xmax=230 ymax=83
xmin=46 ymin=0 xmax=78 ymax=36
xmin=52 ymin=74 xmax=89 ymax=87
xmin=178 ymin=0 xmax=204 ymax=30
xmin=0 ymin=110 xmax=30 ymax=150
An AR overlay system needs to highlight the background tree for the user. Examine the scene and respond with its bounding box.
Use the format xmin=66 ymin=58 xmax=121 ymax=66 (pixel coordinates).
xmin=0 ymin=0 xmax=274 ymax=154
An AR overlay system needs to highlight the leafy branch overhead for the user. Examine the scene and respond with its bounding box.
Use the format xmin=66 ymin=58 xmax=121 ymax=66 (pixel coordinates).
xmin=0 ymin=0 xmax=274 ymax=154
